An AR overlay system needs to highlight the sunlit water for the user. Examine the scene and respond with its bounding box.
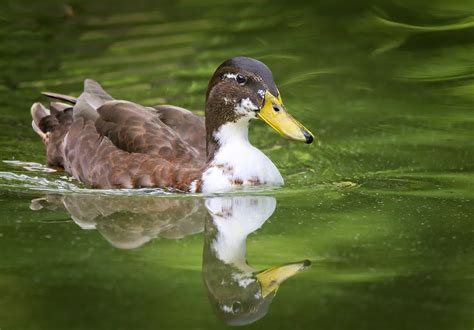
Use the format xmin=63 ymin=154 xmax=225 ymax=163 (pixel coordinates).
xmin=0 ymin=0 xmax=473 ymax=329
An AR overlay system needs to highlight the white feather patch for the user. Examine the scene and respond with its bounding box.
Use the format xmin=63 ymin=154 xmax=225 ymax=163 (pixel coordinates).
xmin=201 ymin=118 xmax=283 ymax=193
xmin=234 ymin=97 xmax=258 ymax=115
xmin=189 ymin=179 xmax=198 ymax=193
xmin=223 ymin=73 xmax=238 ymax=80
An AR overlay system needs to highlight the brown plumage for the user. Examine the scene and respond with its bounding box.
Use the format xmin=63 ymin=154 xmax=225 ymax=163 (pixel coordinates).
xmin=30 ymin=57 xmax=314 ymax=192
xmin=33 ymin=80 xmax=206 ymax=190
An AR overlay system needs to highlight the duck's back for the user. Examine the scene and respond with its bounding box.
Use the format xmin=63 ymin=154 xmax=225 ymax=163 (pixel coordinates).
xmin=31 ymin=80 xmax=206 ymax=190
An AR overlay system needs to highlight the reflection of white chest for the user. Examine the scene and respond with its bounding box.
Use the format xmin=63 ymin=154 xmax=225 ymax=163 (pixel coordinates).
xmin=201 ymin=121 xmax=283 ymax=193
xmin=206 ymin=196 xmax=276 ymax=269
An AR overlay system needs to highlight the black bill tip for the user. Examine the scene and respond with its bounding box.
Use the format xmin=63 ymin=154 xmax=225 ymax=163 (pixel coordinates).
xmin=303 ymin=131 xmax=314 ymax=144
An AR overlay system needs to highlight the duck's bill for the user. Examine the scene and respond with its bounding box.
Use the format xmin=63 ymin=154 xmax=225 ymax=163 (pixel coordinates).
xmin=257 ymin=91 xmax=314 ymax=144
xmin=256 ymin=259 xmax=311 ymax=298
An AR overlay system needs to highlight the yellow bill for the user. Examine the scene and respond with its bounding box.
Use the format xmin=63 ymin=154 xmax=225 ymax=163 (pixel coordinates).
xmin=257 ymin=91 xmax=314 ymax=144
xmin=256 ymin=259 xmax=311 ymax=298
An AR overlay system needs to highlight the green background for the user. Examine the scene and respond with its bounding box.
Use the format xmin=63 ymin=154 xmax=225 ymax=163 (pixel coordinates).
xmin=0 ymin=0 xmax=473 ymax=329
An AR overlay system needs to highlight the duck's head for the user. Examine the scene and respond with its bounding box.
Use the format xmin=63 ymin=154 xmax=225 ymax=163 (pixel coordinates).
xmin=205 ymin=57 xmax=314 ymax=150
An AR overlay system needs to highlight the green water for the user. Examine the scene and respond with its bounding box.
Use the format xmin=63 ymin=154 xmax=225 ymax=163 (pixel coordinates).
xmin=0 ymin=0 xmax=473 ymax=329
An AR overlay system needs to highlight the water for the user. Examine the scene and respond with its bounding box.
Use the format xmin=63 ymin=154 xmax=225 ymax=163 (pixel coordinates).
xmin=0 ymin=0 xmax=473 ymax=329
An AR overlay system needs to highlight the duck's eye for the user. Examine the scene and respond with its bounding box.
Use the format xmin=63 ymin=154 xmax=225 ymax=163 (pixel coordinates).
xmin=236 ymin=74 xmax=247 ymax=85
xmin=232 ymin=301 xmax=242 ymax=313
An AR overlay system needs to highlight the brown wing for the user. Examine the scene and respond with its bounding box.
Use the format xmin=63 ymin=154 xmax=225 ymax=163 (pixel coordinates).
xmin=63 ymin=117 xmax=204 ymax=189
xmin=152 ymin=105 xmax=206 ymax=159
xmin=95 ymin=101 xmax=205 ymax=164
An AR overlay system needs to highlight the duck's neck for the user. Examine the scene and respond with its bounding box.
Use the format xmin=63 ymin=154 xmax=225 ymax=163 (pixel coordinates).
xmin=206 ymin=117 xmax=251 ymax=162
xmin=201 ymin=118 xmax=283 ymax=193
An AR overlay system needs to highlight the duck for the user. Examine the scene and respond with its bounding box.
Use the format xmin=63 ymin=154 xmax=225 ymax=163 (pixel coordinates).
xmin=30 ymin=57 xmax=314 ymax=193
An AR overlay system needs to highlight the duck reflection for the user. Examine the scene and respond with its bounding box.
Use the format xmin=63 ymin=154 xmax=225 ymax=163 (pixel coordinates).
xmin=203 ymin=196 xmax=310 ymax=326
xmin=30 ymin=194 xmax=206 ymax=249
xmin=30 ymin=194 xmax=310 ymax=325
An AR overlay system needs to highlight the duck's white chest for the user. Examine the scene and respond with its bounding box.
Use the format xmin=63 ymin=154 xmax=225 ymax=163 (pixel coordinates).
xmin=201 ymin=140 xmax=283 ymax=193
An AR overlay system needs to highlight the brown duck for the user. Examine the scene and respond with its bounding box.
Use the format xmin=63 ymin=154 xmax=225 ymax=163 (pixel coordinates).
xmin=31 ymin=57 xmax=314 ymax=193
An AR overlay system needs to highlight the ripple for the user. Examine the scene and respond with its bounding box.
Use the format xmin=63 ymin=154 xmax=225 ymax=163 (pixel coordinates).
xmin=373 ymin=14 xmax=474 ymax=32
xmin=0 ymin=171 xmax=171 ymax=196
xmin=3 ymin=160 xmax=57 ymax=173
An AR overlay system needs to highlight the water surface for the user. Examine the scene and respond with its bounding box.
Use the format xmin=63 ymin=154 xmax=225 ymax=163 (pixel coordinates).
xmin=0 ymin=0 xmax=473 ymax=329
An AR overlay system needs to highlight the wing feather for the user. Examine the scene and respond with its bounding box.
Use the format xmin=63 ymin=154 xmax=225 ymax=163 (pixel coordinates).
xmin=95 ymin=101 xmax=205 ymax=164
xmin=152 ymin=105 xmax=206 ymax=158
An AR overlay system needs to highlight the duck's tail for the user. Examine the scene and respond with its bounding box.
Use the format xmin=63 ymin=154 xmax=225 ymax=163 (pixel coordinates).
xmin=31 ymin=80 xmax=114 ymax=168
xmin=31 ymin=99 xmax=74 ymax=168
xmin=41 ymin=92 xmax=77 ymax=104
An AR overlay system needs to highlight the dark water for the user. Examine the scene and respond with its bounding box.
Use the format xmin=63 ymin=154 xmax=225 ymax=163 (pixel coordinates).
xmin=0 ymin=0 xmax=473 ymax=329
